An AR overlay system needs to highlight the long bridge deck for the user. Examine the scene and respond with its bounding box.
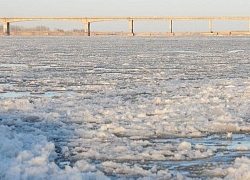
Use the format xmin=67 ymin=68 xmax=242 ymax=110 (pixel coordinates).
xmin=1 ymin=16 xmax=250 ymax=36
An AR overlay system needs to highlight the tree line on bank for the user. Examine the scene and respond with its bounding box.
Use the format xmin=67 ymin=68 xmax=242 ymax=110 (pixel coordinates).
xmin=0 ymin=25 xmax=84 ymax=32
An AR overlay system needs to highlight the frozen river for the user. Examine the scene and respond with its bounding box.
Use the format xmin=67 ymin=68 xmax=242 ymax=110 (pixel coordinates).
xmin=0 ymin=36 xmax=250 ymax=179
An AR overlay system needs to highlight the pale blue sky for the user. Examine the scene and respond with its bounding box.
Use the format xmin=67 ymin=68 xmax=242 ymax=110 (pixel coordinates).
xmin=1 ymin=0 xmax=250 ymax=32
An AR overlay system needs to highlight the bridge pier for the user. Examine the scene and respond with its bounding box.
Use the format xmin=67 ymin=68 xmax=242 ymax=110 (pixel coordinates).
xmin=3 ymin=22 xmax=10 ymax=36
xmin=209 ymin=20 xmax=213 ymax=33
xmin=84 ymin=22 xmax=90 ymax=36
xmin=169 ymin=20 xmax=173 ymax=33
xmin=129 ymin=20 xmax=134 ymax=36
xmin=249 ymin=20 xmax=250 ymax=32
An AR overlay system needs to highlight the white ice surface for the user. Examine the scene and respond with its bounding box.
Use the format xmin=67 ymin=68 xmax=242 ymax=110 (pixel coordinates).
xmin=0 ymin=36 xmax=250 ymax=179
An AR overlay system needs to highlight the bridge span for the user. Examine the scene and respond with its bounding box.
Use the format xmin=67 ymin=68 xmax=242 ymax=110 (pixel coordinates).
xmin=1 ymin=16 xmax=250 ymax=36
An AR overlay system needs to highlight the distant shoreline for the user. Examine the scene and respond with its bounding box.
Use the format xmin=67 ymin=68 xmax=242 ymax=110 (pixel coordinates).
xmin=1 ymin=31 xmax=250 ymax=37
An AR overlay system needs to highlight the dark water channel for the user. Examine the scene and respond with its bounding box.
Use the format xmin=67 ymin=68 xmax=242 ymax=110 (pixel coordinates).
xmin=149 ymin=133 xmax=250 ymax=178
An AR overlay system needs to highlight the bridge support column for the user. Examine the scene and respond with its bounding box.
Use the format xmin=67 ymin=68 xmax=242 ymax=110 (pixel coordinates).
xmin=249 ymin=20 xmax=250 ymax=32
xmin=169 ymin=20 xmax=173 ymax=33
xmin=3 ymin=22 xmax=10 ymax=36
xmin=84 ymin=22 xmax=90 ymax=36
xmin=128 ymin=20 xmax=134 ymax=36
xmin=209 ymin=20 xmax=213 ymax=33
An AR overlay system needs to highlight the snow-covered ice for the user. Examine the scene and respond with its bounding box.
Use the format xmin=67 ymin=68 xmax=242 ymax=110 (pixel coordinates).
xmin=0 ymin=36 xmax=250 ymax=179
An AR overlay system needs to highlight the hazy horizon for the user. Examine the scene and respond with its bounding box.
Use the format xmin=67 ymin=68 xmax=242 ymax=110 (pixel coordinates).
xmin=1 ymin=0 xmax=250 ymax=32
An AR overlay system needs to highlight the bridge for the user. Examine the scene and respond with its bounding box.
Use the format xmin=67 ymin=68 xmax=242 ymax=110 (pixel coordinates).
xmin=1 ymin=16 xmax=250 ymax=36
